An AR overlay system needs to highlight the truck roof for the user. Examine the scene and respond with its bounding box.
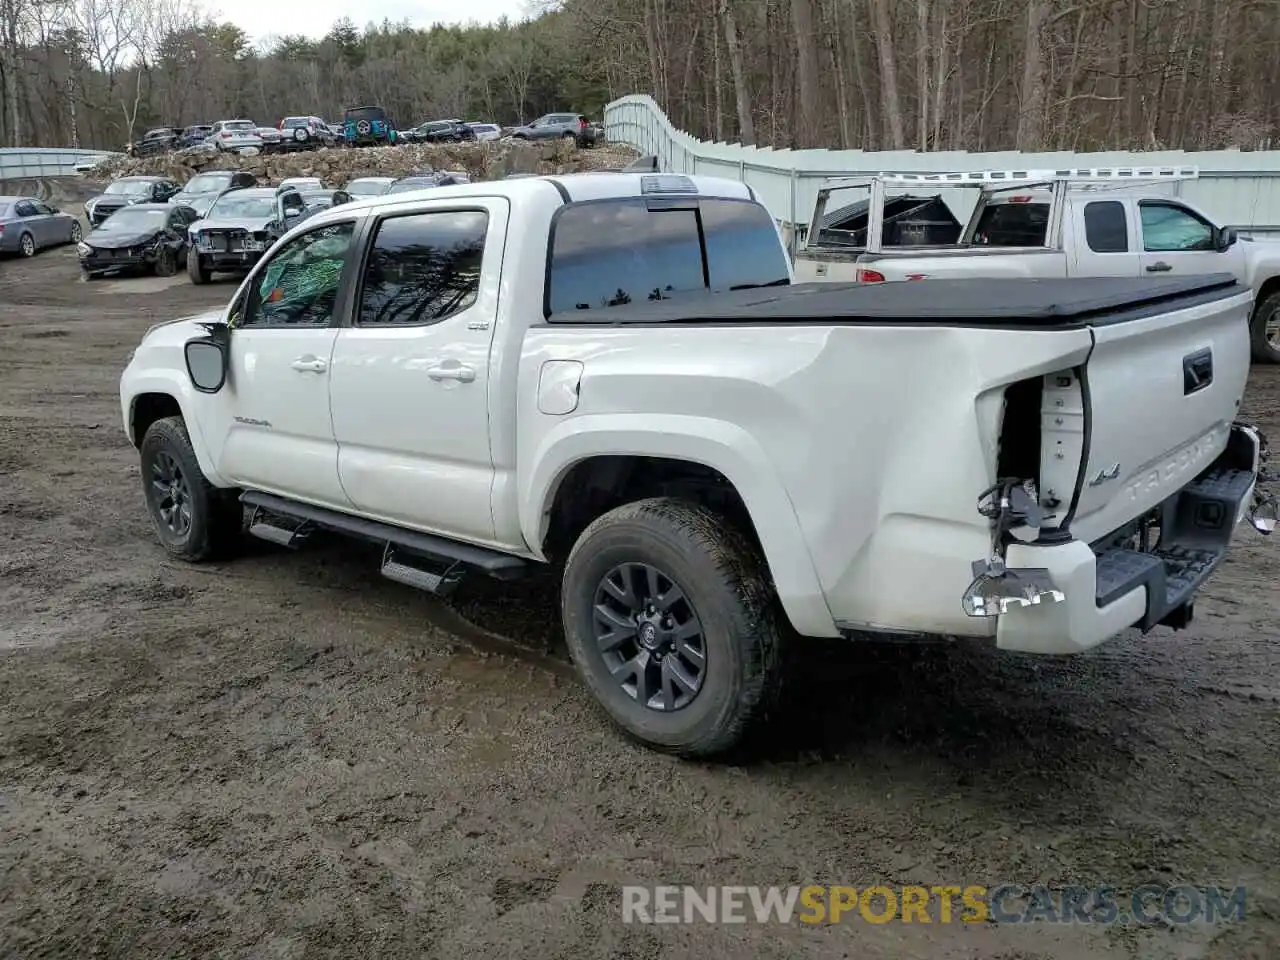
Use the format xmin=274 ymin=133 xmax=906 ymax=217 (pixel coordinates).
xmin=548 ymin=273 xmax=1244 ymax=329
xmin=312 ymin=172 xmax=756 ymax=226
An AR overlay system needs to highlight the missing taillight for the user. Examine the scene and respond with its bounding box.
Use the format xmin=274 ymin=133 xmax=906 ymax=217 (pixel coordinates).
xmin=996 ymin=376 xmax=1043 ymax=490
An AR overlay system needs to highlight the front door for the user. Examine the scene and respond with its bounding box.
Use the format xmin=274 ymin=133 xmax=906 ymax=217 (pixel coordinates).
xmin=210 ymin=219 xmax=360 ymax=508
xmin=328 ymin=198 xmax=509 ymax=546
xmin=1136 ymin=200 xmax=1232 ymax=277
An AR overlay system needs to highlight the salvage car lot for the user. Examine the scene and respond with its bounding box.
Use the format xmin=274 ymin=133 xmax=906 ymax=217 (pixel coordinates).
xmin=2 ymin=244 xmax=1280 ymax=958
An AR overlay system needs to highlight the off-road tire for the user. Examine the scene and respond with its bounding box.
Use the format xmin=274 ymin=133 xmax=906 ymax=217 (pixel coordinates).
xmin=187 ymin=247 xmax=211 ymax=284
xmin=561 ymin=497 xmax=783 ymax=758
xmin=140 ymin=416 xmax=243 ymax=562
xmin=1250 ymin=290 xmax=1280 ymax=364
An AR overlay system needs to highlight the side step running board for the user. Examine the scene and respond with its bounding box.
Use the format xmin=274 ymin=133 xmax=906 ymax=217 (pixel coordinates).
xmin=240 ymin=490 xmax=525 ymax=592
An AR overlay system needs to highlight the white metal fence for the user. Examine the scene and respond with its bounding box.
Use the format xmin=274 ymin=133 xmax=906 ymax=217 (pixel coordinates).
xmin=0 ymin=148 xmax=119 ymax=180
xmin=603 ymin=94 xmax=1280 ymax=233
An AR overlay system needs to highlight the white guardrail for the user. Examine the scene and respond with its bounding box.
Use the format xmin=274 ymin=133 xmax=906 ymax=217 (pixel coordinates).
xmin=603 ymin=94 xmax=1280 ymax=237
xmin=0 ymin=148 xmax=121 ymax=180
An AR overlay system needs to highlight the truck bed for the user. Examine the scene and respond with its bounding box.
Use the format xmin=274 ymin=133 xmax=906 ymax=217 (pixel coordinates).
xmin=546 ymin=274 xmax=1242 ymax=329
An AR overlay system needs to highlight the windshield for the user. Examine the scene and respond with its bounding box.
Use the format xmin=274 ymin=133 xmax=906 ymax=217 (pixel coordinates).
xmin=184 ymin=174 xmax=232 ymax=194
xmin=105 ymin=180 xmax=154 ymax=197
xmin=347 ymin=180 xmax=389 ymax=196
xmin=98 ymin=208 xmax=168 ymax=231
xmin=387 ymin=180 xmax=434 ymax=194
xmin=224 ymin=121 xmax=255 ymax=131
xmin=208 ymin=195 xmax=276 ymax=219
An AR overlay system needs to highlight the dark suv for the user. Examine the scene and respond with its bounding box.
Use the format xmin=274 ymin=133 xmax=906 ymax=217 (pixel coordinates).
xmin=128 ymin=128 xmax=179 ymax=157
xmin=402 ymin=119 xmax=475 ymax=144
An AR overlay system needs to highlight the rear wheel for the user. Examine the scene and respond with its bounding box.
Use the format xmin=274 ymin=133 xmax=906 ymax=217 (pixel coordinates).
xmin=19 ymin=232 xmax=35 ymax=257
xmin=140 ymin=416 xmax=243 ymax=561
xmin=69 ymin=221 xmax=82 ymax=244
xmin=187 ymin=247 xmax=211 ymax=284
xmin=1250 ymin=291 xmax=1280 ymax=364
xmin=561 ymin=498 xmax=783 ymax=758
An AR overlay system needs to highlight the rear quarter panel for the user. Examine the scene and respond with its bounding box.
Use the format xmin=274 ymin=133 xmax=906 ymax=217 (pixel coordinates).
xmin=517 ymin=322 xmax=1094 ymax=637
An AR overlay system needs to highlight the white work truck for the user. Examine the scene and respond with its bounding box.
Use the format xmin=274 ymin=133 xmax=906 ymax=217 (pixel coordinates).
xmin=793 ymin=167 xmax=1280 ymax=364
xmin=120 ymin=171 xmax=1277 ymax=757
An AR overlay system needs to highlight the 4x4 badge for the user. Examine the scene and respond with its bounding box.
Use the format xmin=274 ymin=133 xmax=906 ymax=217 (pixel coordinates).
xmin=1089 ymin=463 xmax=1121 ymax=486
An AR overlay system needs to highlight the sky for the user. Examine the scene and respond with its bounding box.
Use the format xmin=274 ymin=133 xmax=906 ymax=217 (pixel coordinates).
xmin=208 ymin=0 xmax=536 ymax=45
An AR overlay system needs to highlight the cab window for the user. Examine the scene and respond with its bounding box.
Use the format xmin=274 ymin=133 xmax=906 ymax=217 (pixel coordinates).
xmin=1139 ymin=202 xmax=1216 ymax=252
xmin=235 ymin=222 xmax=354 ymax=328
xmin=356 ymin=210 xmax=488 ymax=326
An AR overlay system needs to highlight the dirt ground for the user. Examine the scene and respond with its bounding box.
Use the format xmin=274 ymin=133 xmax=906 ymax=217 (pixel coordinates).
xmin=1 ymin=194 xmax=1279 ymax=959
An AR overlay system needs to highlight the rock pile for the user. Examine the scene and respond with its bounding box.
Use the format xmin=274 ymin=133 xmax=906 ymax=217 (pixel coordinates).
xmin=88 ymin=140 xmax=639 ymax=187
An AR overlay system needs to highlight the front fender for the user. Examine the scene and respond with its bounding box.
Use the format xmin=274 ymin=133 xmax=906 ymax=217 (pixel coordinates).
xmin=122 ymin=368 xmax=232 ymax=488
xmin=521 ymin=413 xmax=839 ymax=638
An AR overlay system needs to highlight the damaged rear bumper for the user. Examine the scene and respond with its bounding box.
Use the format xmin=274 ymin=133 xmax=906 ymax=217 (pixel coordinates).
xmin=986 ymin=423 xmax=1271 ymax=655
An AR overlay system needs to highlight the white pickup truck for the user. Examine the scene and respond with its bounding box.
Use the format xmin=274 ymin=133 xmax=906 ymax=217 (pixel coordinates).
xmin=793 ymin=167 xmax=1280 ymax=364
xmin=120 ymin=171 xmax=1276 ymax=757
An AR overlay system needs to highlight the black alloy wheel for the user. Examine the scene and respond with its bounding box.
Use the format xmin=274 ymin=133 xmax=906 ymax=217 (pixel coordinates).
xmin=149 ymin=449 xmax=193 ymax=539
xmin=594 ymin=561 xmax=708 ymax=712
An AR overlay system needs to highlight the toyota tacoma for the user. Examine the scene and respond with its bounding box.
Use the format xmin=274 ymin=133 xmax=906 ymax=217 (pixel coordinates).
xmin=119 ymin=172 xmax=1277 ymax=757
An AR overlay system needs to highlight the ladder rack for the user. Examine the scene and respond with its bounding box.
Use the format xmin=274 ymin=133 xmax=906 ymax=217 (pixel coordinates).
xmin=822 ymin=165 xmax=1199 ymax=189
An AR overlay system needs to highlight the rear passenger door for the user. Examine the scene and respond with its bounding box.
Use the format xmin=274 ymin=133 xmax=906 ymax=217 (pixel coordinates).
xmin=1069 ymin=198 xmax=1141 ymax=278
xmin=328 ymin=198 xmax=509 ymax=545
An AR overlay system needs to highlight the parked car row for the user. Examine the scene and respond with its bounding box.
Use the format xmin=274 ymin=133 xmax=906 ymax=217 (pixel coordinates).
xmin=125 ymin=108 xmax=601 ymax=158
xmin=72 ymin=168 xmax=476 ymax=283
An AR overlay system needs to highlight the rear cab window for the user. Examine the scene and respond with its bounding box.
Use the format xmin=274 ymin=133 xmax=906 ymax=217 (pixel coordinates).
xmin=1083 ymin=200 xmax=1129 ymax=253
xmin=972 ymin=201 xmax=1050 ymax=246
xmin=545 ymin=197 xmax=789 ymax=316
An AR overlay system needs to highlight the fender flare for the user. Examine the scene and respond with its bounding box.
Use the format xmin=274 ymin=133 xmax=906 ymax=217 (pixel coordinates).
xmin=521 ymin=413 xmax=839 ymax=638
xmin=124 ymin=370 xmax=233 ymax=488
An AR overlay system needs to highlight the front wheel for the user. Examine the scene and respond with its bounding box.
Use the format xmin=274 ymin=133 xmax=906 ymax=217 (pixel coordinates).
xmin=187 ymin=247 xmax=210 ymax=284
xmin=561 ymin=497 xmax=783 ymax=758
xmin=140 ymin=416 xmax=243 ymax=561
xmin=154 ymin=245 xmax=178 ymax=277
xmin=1250 ymin=290 xmax=1280 ymax=363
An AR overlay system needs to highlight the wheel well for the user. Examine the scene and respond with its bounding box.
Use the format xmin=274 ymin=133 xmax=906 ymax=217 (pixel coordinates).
xmin=130 ymin=392 xmax=182 ymax=447
xmin=1255 ymin=276 xmax=1280 ymax=319
xmin=542 ymin=456 xmax=762 ymax=561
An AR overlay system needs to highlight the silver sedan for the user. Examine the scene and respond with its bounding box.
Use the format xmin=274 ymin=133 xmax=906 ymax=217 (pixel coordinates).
xmin=0 ymin=195 xmax=83 ymax=256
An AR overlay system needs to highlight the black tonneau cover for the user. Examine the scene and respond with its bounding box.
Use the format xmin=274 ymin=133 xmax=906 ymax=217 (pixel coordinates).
xmin=546 ymin=274 xmax=1244 ymax=329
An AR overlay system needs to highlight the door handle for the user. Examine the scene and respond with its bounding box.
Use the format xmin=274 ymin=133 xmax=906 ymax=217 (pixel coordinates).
xmin=1146 ymin=261 xmax=1172 ymax=272
xmin=427 ymin=363 xmax=476 ymax=383
xmin=291 ymin=356 xmax=327 ymax=373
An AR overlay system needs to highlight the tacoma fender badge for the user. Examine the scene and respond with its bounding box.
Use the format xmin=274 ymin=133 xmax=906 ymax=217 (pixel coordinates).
xmin=1089 ymin=463 xmax=1121 ymax=486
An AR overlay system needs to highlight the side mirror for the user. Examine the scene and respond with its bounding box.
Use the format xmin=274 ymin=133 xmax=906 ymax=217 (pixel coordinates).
xmin=1218 ymin=226 xmax=1238 ymax=252
xmin=184 ymin=338 xmax=228 ymax=393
